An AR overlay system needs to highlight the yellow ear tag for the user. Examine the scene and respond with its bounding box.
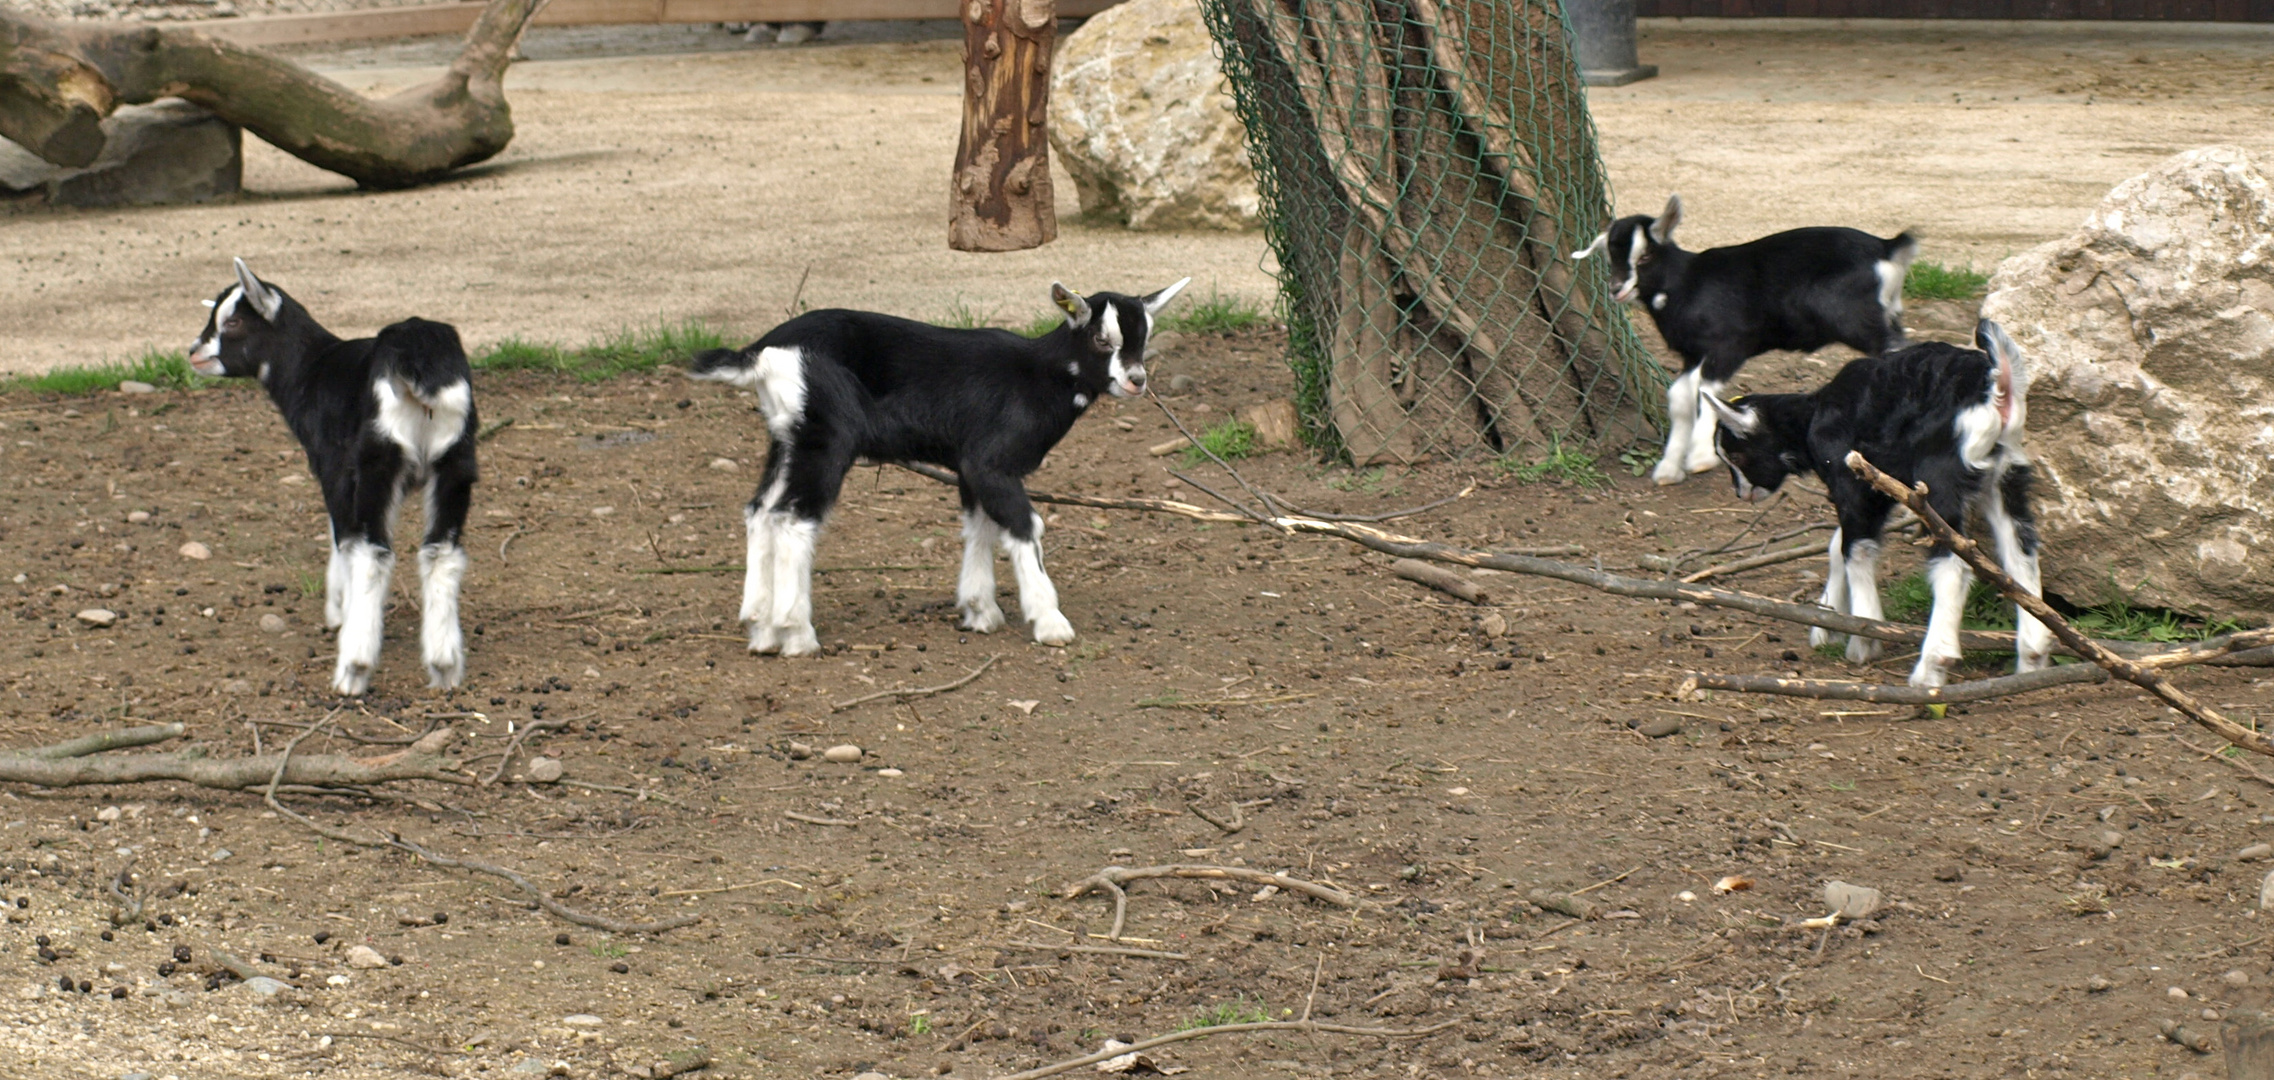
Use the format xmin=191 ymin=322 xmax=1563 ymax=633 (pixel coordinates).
xmin=1054 ymin=292 xmax=1083 ymax=316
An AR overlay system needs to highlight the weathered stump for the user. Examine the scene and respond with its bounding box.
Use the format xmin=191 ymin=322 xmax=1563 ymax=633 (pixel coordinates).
xmin=949 ymin=0 xmax=1058 ymax=252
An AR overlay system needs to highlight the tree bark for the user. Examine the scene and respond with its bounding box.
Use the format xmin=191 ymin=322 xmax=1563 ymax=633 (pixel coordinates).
xmin=0 ymin=0 xmax=539 ymax=188
xmin=949 ymin=0 xmax=1057 ymax=252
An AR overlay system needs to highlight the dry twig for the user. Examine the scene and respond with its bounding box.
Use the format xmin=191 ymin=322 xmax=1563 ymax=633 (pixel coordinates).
xmin=990 ymin=1018 xmax=1462 ymax=1080
xmin=1063 ymin=864 xmax=1363 ymax=941
xmin=784 ymin=811 xmax=859 ymax=828
xmin=1004 ymin=940 xmax=1190 ymax=960
xmin=1684 ymin=664 xmax=2107 ymax=704
xmin=1847 ymin=451 xmax=2274 ymax=757
xmin=831 ymin=655 xmax=999 ymax=712
xmin=1679 ymin=542 xmax=1824 ymax=584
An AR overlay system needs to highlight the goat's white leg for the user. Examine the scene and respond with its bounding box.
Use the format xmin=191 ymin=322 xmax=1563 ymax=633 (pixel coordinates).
xmin=767 ymin=517 xmax=821 ymax=657
xmin=1653 ymin=367 xmax=1702 ymax=486
xmin=1910 ymin=554 xmax=1973 ymax=688
xmin=324 ymin=528 xmax=348 ymax=629
xmin=332 ymin=540 xmax=393 ymax=695
xmin=1685 ymin=378 xmax=1728 ymax=475
xmin=1810 ymin=528 xmax=1849 ymax=650
xmin=1842 ymin=538 xmax=1884 ymax=665
xmin=417 ymin=542 xmax=468 ymax=689
xmin=1987 ymin=500 xmax=2053 ymax=673
xmin=1004 ymin=513 xmax=1074 ymax=646
xmin=741 ymin=506 xmax=782 ymax=654
xmin=957 ymin=511 xmax=1006 ymax=634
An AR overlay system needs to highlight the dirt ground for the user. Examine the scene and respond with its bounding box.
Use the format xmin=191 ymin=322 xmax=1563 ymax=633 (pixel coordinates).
xmin=6 ymin=306 xmax=2274 ymax=1080
xmin=6 ymin=20 xmax=2274 ymax=374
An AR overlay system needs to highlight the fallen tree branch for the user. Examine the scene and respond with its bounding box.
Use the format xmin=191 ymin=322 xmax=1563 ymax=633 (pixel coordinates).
xmin=784 ymin=811 xmax=859 ymax=828
xmin=0 ymin=726 xmax=468 ymax=790
xmin=1154 ymin=398 xmax=1286 ymax=531
xmin=1063 ymin=864 xmax=1363 ymax=941
xmin=1847 ymin=451 xmax=2274 ymax=757
xmin=830 ymin=654 xmax=999 ymax=712
xmin=2168 ymin=734 xmax=2274 ymax=789
xmin=893 ymin=461 xmax=1251 ymax=523
xmin=1391 ymin=558 xmax=1487 ymax=603
xmin=1683 ymin=663 xmax=2107 ymax=704
xmin=1187 ymin=801 xmax=1244 ymax=834
xmin=1679 ymin=541 xmax=1823 ymax=584
xmin=24 ymin=723 xmax=184 ymax=759
xmin=990 ymin=1017 xmax=1463 ymax=1080
xmin=1004 ymin=940 xmax=1191 ymax=960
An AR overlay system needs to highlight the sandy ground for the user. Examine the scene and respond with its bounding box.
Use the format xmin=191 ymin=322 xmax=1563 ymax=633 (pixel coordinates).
xmin=4 ymin=20 xmax=2273 ymax=375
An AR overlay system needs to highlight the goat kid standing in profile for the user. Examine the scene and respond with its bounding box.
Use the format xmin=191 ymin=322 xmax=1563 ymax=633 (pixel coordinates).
xmin=691 ymin=279 xmax=1188 ymax=656
xmin=1574 ymin=194 xmax=1917 ymax=485
xmin=1702 ymin=320 xmax=2052 ymax=689
xmin=188 ymin=259 xmax=477 ymax=695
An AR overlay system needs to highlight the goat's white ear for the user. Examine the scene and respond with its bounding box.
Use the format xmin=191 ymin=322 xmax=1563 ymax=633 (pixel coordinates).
xmin=1571 ymin=232 xmax=1608 ymax=261
xmin=1701 ymin=393 xmax=1756 ymax=436
xmin=233 ymin=257 xmax=282 ymax=322
xmin=1141 ymin=277 xmax=1191 ymax=317
xmin=1650 ymin=194 xmax=1683 ymax=244
xmin=1050 ymin=282 xmax=1092 ymax=328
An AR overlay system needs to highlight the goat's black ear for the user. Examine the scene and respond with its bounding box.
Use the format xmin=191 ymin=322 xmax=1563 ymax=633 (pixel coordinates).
xmin=233 ymin=257 xmax=283 ymax=322
xmin=1141 ymin=277 xmax=1191 ymax=317
xmin=1050 ymin=282 xmax=1093 ymax=328
xmin=1650 ymin=194 xmax=1683 ymax=244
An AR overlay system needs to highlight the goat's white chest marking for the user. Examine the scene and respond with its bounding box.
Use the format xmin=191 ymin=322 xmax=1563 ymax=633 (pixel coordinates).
xmin=1072 ymin=393 xmax=1089 ymax=409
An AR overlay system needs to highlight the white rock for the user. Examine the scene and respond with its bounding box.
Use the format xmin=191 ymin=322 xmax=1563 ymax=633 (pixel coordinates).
xmin=526 ymin=757 xmax=565 ymax=783
xmin=75 ymin=608 xmax=118 ymax=628
xmin=2261 ymin=868 xmax=2274 ymax=911
xmin=590 ymin=506 xmax=615 ymax=518
xmin=708 ymin=457 xmax=739 ymax=471
xmin=344 ymin=945 xmax=389 ymax=970
xmin=326 ymin=974 xmax=350 ymax=986
xmin=2241 ymin=842 xmax=2272 ymax=861
xmin=258 ymin=613 xmax=288 ymax=634
xmin=562 ymin=1013 xmax=604 ymax=1027
xmin=1050 ymin=0 xmax=1259 ymax=230
xmin=876 ymin=767 xmax=904 ymax=778
xmin=238 ymin=976 xmax=291 ymax=997
xmin=1982 ymin=146 xmax=2274 ymax=620
xmin=2169 ymin=985 xmax=2191 ymax=999
xmin=822 ymin=744 xmax=863 ymax=764
xmin=126 ymin=510 xmax=150 ymax=524
xmin=177 ymin=541 xmax=210 ymax=561
xmin=119 ymin=380 xmax=157 ymax=394
xmin=97 ymin=806 xmax=121 ymax=822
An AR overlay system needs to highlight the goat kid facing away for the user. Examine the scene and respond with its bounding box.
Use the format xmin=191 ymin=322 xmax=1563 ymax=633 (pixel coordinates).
xmin=1574 ymin=194 xmax=1917 ymax=486
xmin=1703 ymin=320 xmax=2051 ymax=689
xmin=690 ymin=278 xmax=1189 ymax=656
xmin=188 ymin=258 xmax=477 ymax=695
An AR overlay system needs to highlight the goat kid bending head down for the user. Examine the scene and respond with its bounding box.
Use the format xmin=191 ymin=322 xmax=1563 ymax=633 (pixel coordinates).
xmin=689 ymin=278 xmax=1190 ymax=656
xmin=188 ymin=258 xmax=478 ymax=695
xmin=1702 ymin=319 xmax=2050 ymax=689
xmin=1573 ymin=193 xmax=1917 ymax=487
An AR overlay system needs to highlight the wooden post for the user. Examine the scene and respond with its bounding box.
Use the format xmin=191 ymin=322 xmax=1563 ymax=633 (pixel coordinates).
xmin=949 ymin=0 xmax=1057 ymax=252
xmin=2227 ymin=1010 xmax=2274 ymax=1080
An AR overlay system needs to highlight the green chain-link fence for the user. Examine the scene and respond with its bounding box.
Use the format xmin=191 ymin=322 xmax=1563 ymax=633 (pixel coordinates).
xmin=1197 ymin=0 xmax=1664 ymax=465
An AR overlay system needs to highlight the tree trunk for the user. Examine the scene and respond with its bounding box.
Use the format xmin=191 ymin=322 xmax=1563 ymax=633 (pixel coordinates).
xmin=0 ymin=0 xmax=539 ymax=189
xmin=949 ymin=0 xmax=1057 ymax=252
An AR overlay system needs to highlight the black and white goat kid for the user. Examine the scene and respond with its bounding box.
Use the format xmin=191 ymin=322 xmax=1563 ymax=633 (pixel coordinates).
xmin=1702 ymin=320 xmax=2051 ymax=689
xmin=1573 ymin=194 xmax=1917 ymax=485
xmin=188 ymin=258 xmax=477 ymax=695
xmin=689 ymin=279 xmax=1188 ymax=655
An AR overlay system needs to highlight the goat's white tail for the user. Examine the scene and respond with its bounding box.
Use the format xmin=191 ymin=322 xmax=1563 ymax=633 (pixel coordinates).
xmin=1976 ymin=319 xmax=2028 ymax=437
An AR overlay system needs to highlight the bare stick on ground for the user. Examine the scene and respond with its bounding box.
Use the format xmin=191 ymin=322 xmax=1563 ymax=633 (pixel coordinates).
xmin=1064 ymin=865 xmax=1364 ymax=941
xmin=831 ymin=655 xmax=1000 ymax=712
xmin=991 ymin=1018 xmax=1463 ymax=1080
xmin=1005 ymin=940 xmax=1192 ymax=960
xmin=1679 ymin=542 xmax=1825 ymax=584
xmin=0 ymin=723 xmax=466 ymax=790
xmin=1390 ymin=558 xmax=1487 ymax=603
xmin=1684 ymin=663 xmax=2108 ymax=705
xmin=1847 ymin=450 xmax=2274 ymax=757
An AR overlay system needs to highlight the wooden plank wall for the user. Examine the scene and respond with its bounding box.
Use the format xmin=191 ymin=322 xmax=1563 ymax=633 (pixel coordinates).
xmin=1635 ymin=0 xmax=2273 ymax=18
xmin=192 ymin=0 xmax=1124 ymax=49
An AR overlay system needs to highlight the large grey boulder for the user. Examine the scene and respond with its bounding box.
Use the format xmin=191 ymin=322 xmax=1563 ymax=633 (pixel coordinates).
xmin=1049 ymin=0 xmax=1259 ymax=231
xmin=0 ymin=99 xmax=241 ymax=208
xmin=1982 ymin=146 xmax=2274 ymax=621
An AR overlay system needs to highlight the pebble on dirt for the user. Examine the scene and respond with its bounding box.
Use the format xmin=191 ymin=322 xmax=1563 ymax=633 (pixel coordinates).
xmin=2260 ymin=869 xmax=2274 ymax=911
xmin=75 ymin=608 xmax=118 ymax=628
xmin=610 ymin=961 xmax=630 ymax=974
xmin=177 ymin=541 xmax=211 ymax=561
xmin=345 ymin=945 xmax=389 ymax=970
xmin=823 ymin=744 xmax=863 ymax=763
xmin=526 ymin=757 xmax=565 ymax=783
xmin=258 ymin=613 xmax=288 ymax=634
xmin=563 ymin=1014 xmax=604 ymax=1027
xmin=1634 ymin=716 xmax=1681 ymax=738
xmin=2239 ymin=843 xmax=2272 ymax=861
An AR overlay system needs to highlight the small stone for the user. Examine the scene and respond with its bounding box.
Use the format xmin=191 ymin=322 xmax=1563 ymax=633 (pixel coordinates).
xmin=2240 ymin=843 xmax=2272 ymax=861
xmin=1477 ymin=611 xmax=1508 ymax=637
xmin=345 ymin=945 xmax=389 ymax=970
xmin=555 ymin=934 xmax=572 ymax=947
xmin=326 ymin=974 xmax=349 ymax=986
xmin=525 ymin=757 xmax=564 ymax=784
xmin=590 ymin=506 xmax=615 ymax=518
xmin=311 ymin=931 xmax=331 ymax=945
xmin=1676 ymin=890 xmax=1697 ymax=903
xmin=876 ymin=768 xmax=904 ymax=778
xmin=2226 ymin=969 xmax=2252 ymax=988
xmin=177 ymin=541 xmax=211 ymax=561
xmin=708 ymin=457 xmax=739 ymax=471
xmin=1635 ymin=716 xmax=1682 ymax=739
xmin=2260 ymin=869 xmax=2274 ymax=911
xmin=76 ymin=608 xmax=119 ymax=628
xmin=2086 ymin=974 xmax=2114 ymax=992
xmin=609 ymin=961 xmax=629 ymax=974
xmin=822 ymin=744 xmax=863 ymax=764
xmin=119 ymin=380 xmax=157 ymax=394
xmin=562 ymin=1014 xmax=604 ymax=1027
xmin=511 ymin=1061 xmax=549 ymax=1076
xmin=1168 ymin=373 xmax=1197 ymax=393
xmin=258 ymin=614 xmax=287 ymax=634
xmin=853 ymin=1073 xmax=891 ymax=1080
xmin=238 ymin=976 xmax=291 ymax=997
xmin=785 ymin=742 xmax=813 ymax=760
xmin=126 ymin=511 xmax=151 ymax=524
xmin=2168 ymin=985 xmax=2190 ymax=1000
xmin=219 ymin=679 xmax=254 ymax=696
xmin=97 ymin=806 xmax=122 ymax=822
xmin=207 ymin=848 xmax=232 ymax=862
xmin=121 ymin=1072 xmax=153 ymax=1080
xmin=1933 ymin=864 xmax=1965 ymax=882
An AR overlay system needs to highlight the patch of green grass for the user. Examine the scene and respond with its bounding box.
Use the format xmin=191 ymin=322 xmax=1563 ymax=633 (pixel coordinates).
xmin=1880 ymin=571 xmax=2237 ymax=642
xmin=2 ymin=348 xmax=211 ymax=397
xmin=588 ymin=942 xmax=629 ymax=959
xmin=1160 ymin=290 xmax=1268 ymax=334
xmin=472 ymin=321 xmax=725 ymax=383
xmin=1904 ymin=261 xmax=1990 ymax=301
xmin=1500 ymin=439 xmax=1610 ymax=488
xmin=1176 ymin=995 xmax=1272 ymax=1031
xmin=934 ymin=300 xmax=995 ymax=330
xmin=1016 ymin=312 xmax=1064 ymax=339
xmin=1617 ymin=446 xmax=1657 ymax=478
xmin=1180 ymin=419 xmax=1257 ymax=465
xmin=908 ymin=1014 xmax=933 ymax=1037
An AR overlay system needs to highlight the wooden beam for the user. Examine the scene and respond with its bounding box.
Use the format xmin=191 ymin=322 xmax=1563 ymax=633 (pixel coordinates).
xmin=193 ymin=0 xmax=1122 ymax=49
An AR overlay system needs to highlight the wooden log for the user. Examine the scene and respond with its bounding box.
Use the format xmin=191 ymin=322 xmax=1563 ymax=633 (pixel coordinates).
xmin=948 ymin=0 xmax=1057 ymax=252
xmin=1390 ymin=558 xmax=1486 ymax=604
